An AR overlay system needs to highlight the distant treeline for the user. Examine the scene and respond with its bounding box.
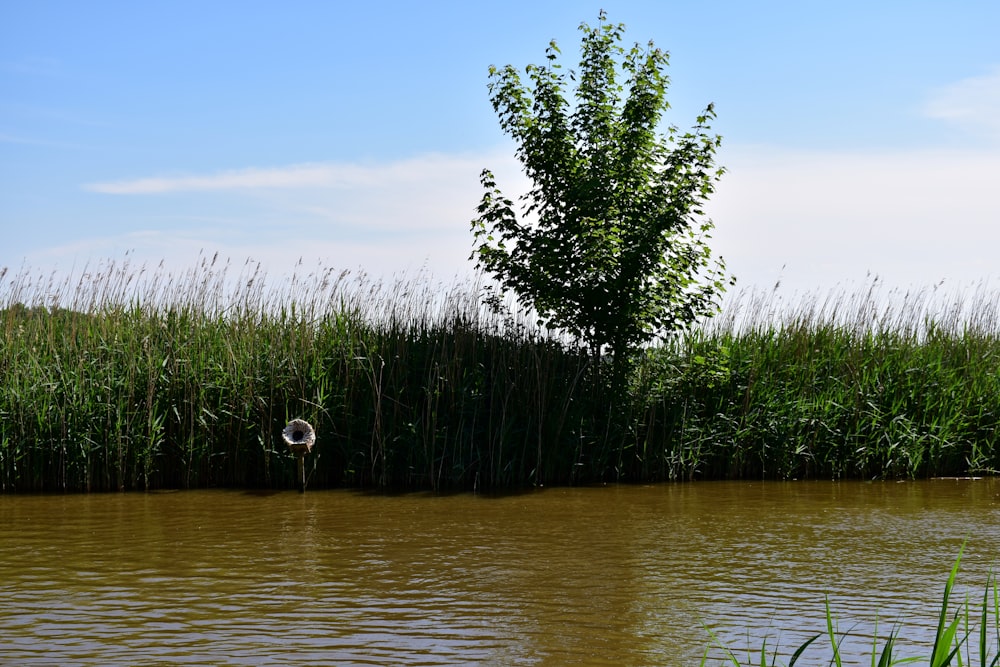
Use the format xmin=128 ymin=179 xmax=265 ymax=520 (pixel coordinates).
xmin=2 ymin=259 xmax=998 ymax=492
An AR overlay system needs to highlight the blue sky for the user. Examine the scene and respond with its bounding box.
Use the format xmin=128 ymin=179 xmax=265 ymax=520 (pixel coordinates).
xmin=3 ymin=0 xmax=1000 ymax=299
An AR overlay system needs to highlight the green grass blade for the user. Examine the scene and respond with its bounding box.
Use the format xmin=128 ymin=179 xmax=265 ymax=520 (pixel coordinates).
xmin=702 ymin=623 xmax=742 ymax=667
xmin=875 ymin=625 xmax=893 ymax=667
xmin=787 ymin=633 xmax=822 ymax=666
xmin=930 ymin=541 xmax=966 ymax=667
xmin=981 ymin=570 xmax=995 ymax=667
xmin=988 ymin=568 xmax=1000 ymax=667
xmin=826 ymin=594 xmax=844 ymax=667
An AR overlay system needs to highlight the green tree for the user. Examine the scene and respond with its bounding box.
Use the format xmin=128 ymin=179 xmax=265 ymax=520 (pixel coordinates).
xmin=471 ymin=11 xmax=732 ymax=372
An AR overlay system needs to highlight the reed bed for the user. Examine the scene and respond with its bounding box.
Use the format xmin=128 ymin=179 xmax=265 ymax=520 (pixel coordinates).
xmin=2 ymin=258 xmax=999 ymax=492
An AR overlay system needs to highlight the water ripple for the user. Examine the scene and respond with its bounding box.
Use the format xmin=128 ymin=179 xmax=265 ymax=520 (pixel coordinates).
xmin=1 ymin=480 xmax=998 ymax=665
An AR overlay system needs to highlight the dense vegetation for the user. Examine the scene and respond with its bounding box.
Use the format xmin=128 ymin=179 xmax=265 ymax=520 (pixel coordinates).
xmin=2 ymin=258 xmax=999 ymax=492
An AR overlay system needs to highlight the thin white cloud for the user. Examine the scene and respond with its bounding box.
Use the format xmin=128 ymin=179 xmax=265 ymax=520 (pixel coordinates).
xmin=28 ymin=145 xmax=998 ymax=301
xmin=83 ymin=153 xmax=511 ymax=195
xmin=81 ymin=152 xmax=529 ymax=241
xmin=923 ymin=66 xmax=1000 ymax=140
xmin=49 ymin=151 xmax=527 ymax=279
xmin=86 ymin=163 xmax=363 ymax=194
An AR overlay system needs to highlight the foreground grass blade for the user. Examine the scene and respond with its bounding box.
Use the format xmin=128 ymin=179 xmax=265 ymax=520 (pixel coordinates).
xmin=931 ymin=543 xmax=967 ymax=667
xmin=700 ymin=623 xmax=742 ymax=666
xmin=826 ymin=595 xmax=844 ymax=667
xmin=787 ymin=633 xmax=822 ymax=666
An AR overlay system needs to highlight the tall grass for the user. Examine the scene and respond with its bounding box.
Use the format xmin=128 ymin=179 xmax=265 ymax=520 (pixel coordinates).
xmin=0 ymin=255 xmax=596 ymax=491
xmin=2 ymin=258 xmax=999 ymax=492
xmin=642 ymin=279 xmax=1000 ymax=482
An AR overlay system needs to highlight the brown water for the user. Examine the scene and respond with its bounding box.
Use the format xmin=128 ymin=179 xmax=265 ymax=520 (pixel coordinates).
xmin=1 ymin=480 xmax=998 ymax=666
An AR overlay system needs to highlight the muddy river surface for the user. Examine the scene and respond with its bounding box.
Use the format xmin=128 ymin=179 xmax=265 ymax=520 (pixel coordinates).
xmin=2 ymin=479 xmax=999 ymax=665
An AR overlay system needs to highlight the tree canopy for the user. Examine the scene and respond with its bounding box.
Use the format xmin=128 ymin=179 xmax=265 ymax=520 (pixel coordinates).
xmin=471 ymin=11 xmax=732 ymax=365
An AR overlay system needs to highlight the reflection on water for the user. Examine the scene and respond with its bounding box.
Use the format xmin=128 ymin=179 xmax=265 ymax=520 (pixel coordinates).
xmin=1 ymin=480 xmax=998 ymax=665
